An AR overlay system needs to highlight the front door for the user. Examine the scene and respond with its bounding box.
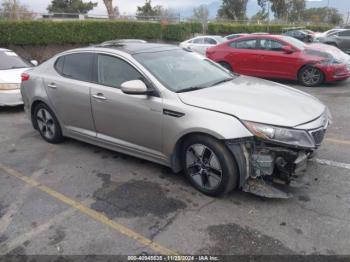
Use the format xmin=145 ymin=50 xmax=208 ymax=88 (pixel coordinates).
xmin=257 ymin=38 xmax=299 ymax=79
xmin=90 ymin=54 xmax=163 ymax=156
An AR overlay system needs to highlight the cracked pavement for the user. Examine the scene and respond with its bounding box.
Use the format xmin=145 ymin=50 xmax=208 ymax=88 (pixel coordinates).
xmin=0 ymin=79 xmax=349 ymax=256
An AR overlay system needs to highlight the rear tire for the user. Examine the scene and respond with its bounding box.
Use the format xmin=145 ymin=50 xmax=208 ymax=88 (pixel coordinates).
xmin=219 ymin=62 xmax=233 ymax=72
xmin=34 ymin=103 xmax=64 ymax=144
xmin=181 ymin=134 xmax=238 ymax=197
xmin=298 ymin=66 xmax=325 ymax=87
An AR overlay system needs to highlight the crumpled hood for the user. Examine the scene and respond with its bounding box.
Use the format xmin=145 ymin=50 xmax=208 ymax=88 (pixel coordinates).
xmin=0 ymin=68 xmax=29 ymax=84
xmin=178 ymin=76 xmax=326 ymax=127
xmin=304 ymin=43 xmax=349 ymax=62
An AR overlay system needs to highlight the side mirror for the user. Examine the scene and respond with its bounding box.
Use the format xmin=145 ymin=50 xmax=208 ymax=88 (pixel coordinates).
xmin=30 ymin=60 xmax=38 ymax=66
xmin=121 ymin=80 xmax=149 ymax=95
xmin=282 ymin=46 xmax=294 ymax=54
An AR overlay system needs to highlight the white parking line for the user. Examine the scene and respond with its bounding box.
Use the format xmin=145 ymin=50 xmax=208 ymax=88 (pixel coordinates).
xmin=313 ymin=158 xmax=350 ymax=170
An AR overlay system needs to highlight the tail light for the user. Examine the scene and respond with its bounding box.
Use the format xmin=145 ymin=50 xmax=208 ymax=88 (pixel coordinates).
xmin=21 ymin=73 xmax=30 ymax=82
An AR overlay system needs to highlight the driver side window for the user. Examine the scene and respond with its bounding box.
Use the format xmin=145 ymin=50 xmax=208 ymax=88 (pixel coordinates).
xmin=97 ymin=55 xmax=142 ymax=88
xmin=259 ymin=39 xmax=285 ymax=51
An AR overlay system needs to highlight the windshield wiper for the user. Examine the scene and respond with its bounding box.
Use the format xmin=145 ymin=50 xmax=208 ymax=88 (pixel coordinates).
xmin=176 ymin=86 xmax=206 ymax=93
xmin=210 ymin=77 xmax=234 ymax=87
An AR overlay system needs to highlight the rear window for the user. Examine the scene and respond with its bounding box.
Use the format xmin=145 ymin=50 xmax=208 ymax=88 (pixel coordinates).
xmin=230 ymin=39 xmax=257 ymax=49
xmin=0 ymin=51 xmax=31 ymax=70
xmin=56 ymin=53 xmax=94 ymax=82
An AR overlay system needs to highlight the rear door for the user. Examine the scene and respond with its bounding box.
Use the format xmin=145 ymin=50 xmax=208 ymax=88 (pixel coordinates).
xmin=227 ymin=38 xmax=259 ymax=76
xmin=256 ymin=38 xmax=299 ymax=79
xmin=44 ymin=52 xmax=96 ymax=136
xmin=189 ymin=37 xmax=207 ymax=55
xmin=201 ymin=37 xmax=218 ymax=55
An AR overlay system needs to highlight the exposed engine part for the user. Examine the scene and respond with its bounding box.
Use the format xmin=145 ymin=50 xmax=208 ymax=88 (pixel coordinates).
xmin=227 ymin=138 xmax=313 ymax=198
xmin=251 ymin=152 xmax=275 ymax=178
xmin=242 ymin=178 xmax=292 ymax=199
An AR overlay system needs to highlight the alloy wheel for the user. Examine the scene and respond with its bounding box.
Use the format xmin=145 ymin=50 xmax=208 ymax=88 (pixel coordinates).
xmin=302 ymin=67 xmax=322 ymax=86
xmin=185 ymin=144 xmax=223 ymax=190
xmin=36 ymin=108 xmax=56 ymax=140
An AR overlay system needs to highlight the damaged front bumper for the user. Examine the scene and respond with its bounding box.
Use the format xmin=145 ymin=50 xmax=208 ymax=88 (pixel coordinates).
xmin=226 ymin=138 xmax=316 ymax=199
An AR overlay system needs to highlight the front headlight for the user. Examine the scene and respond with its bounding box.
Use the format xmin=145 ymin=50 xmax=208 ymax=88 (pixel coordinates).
xmin=244 ymin=121 xmax=315 ymax=148
xmin=319 ymin=58 xmax=343 ymax=65
xmin=0 ymin=83 xmax=20 ymax=90
xmin=326 ymin=107 xmax=333 ymax=125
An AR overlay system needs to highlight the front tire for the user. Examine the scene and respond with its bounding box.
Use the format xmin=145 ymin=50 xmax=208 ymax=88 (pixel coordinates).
xmin=298 ymin=66 xmax=324 ymax=87
xmin=34 ymin=103 xmax=64 ymax=144
xmin=181 ymin=135 xmax=238 ymax=197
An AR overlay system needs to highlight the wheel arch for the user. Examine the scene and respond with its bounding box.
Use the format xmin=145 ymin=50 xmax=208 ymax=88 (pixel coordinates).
xmin=169 ymin=131 xmax=240 ymax=177
xmin=218 ymin=61 xmax=233 ymax=71
xmin=297 ymin=63 xmax=325 ymax=78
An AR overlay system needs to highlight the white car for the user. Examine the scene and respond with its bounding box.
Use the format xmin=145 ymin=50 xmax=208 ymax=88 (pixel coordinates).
xmin=0 ymin=49 xmax=37 ymax=106
xmin=314 ymin=29 xmax=345 ymax=42
xmin=179 ymin=35 xmax=226 ymax=56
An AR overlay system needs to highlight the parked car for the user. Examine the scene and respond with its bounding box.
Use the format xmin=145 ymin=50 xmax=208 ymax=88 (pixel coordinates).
xmin=318 ymin=29 xmax=350 ymax=54
xmin=314 ymin=28 xmax=345 ymax=41
xmin=179 ymin=35 xmax=226 ymax=55
xmin=207 ymin=34 xmax=350 ymax=86
xmin=225 ymin=33 xmax=248 ymax=40
xmin=283 ymin=29 xmax=314 ymax=43
xmin=21 ymin=43 xmax=330 ymax=198
xmin=0 ymin=49 xmax=37 ymax=106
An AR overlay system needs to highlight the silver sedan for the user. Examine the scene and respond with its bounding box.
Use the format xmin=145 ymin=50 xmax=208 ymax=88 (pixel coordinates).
xmin=21 ymin=43 xmax=330 ymax=198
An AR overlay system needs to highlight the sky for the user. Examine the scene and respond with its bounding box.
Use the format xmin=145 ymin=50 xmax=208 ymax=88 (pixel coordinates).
xmin=18 ymin=0 xmax=350 ymax=17
xmin=19 ymin=0 xmax=215 ymax=15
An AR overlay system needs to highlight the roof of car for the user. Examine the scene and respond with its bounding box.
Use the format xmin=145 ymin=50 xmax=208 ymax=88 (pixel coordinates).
xmin=98 ymin=43 xmax=180 ymax=54
xmin=66 ymin=43 xmax=180 ymax=56
xmin=229 ymin=34 xmax=284 ymax=40
xmin=0 ymin=48 xmax=11 ymax=52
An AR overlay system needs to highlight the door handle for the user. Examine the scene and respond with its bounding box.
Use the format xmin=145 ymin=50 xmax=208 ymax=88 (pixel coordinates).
xmin=93 ymin=93 xmax=107 ymax=101
xmin=48 ymin=83 xmax=57 ymax=89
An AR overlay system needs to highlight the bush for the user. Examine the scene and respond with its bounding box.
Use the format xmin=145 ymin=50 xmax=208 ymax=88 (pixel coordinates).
xmin=0 ymin=20 xmax=203 ymax=45
xmin=207 ymin=23 xmax=333 ymax=35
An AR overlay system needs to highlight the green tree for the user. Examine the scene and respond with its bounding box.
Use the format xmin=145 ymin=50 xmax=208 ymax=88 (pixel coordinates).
xmin=136 ymin=0 xmax=161 ymax=18
xmin=270 ymin=0 xmax=292 ymax=21
xmin=289 ymin=0 xmax=306 ymax=22
xmin=303 ymin=7 xmax=343 ymax=25
xmin=256 ymin=0 xmax=270 ymax=21
xmin=257 ymin=0 xmax=306 ymax=22
xmin=136 ymin=0 xmax=176 ymax=20
xmin=251 ymin=10 xmax=269 ymax=22
xmin=0 ymin=0 xmax=33 ymax=19
xmin=217 ymin=0 xmax=249 ymax=21
xmin=47 ymin=0 xmax=97 ymax=14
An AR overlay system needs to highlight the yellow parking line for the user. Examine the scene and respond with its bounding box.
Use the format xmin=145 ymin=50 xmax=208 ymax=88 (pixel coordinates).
xmin=0 ymin=163 xmax=178 ymax=256
xmin=326 ymin=138 xmax=350 ymax=146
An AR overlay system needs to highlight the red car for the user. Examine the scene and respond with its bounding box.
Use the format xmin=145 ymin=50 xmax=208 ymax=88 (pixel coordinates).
xmin=206 ymin=34 xmax=350 ymax=86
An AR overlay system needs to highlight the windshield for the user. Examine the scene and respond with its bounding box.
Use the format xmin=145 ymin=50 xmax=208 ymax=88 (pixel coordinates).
xmin=0 ymin=51 xmax=31 ymax=70
xmin=134 ymin=49 xmax=236 ymax=93
xmin=282 ymin=36 xmax=307 ymax=50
